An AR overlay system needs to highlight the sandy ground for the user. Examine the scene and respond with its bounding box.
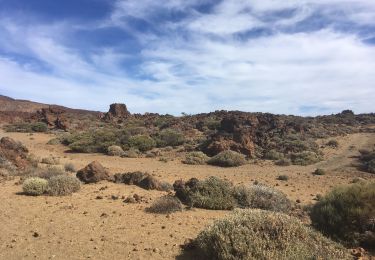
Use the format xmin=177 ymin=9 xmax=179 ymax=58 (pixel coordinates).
xmin=0 ymin=130 xmax=374 ymax=260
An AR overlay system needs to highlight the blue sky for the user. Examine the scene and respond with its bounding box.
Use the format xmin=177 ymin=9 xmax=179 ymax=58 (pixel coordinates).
xmin=0 ymin=0 xmax=374 ymax=115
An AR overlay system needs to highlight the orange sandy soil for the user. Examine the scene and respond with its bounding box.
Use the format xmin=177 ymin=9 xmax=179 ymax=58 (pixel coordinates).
xmin=0 ymin=129 xmax=374 ymax=260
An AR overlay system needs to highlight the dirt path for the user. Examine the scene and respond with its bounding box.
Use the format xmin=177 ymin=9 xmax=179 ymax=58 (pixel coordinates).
xmin=0 ymin=130 xmax=374 ymax=260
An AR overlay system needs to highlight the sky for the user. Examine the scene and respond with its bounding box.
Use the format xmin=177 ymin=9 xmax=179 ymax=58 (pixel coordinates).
xmin=0 ymin=0 xmax=374 ymax=115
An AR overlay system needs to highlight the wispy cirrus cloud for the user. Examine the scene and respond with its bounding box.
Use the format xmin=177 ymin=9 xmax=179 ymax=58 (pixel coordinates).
xmin=0 ymin=0 xmax=374 ymax=115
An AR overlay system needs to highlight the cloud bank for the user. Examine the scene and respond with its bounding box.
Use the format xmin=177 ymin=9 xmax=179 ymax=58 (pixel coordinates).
xmin=0 ymin=0 xmax=374 ymax=115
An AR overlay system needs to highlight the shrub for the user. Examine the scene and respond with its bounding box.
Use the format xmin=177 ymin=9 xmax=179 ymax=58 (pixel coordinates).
xmin=38 ymin=167 xmax=66 ymax=179
xmin=122 ymin=148 xmax=140 ymax=158
xmin=47 ymin=138 xmax=61 ymax=145
xmin=194 ymin=209 xmax=351 ymax=260
xmin=146 ymin=195 xmax=183 ymax=214
xmin=4 ymin=122 xmax=47 ymax=133
xmin=275 ymin=158 xmax=292 ymax=166
xmin=291 ymin=151 xmax=321 ymax=165
xmin=277 ymin=175 xmax=289 ymax=181
xmin=263 ymin=149 xmax=284 ymax=160
xmin=183 ymin=151 xmax=209 ymax=165
xmin=107 ymin=145 xmax=125 ymax=156
xmin=41 ymin=156 xmax=60 ymax=165
xmin=30 ymin=122 xmax=48 ymax=132
xmin=327 ymin=139 xmax=339 ymax=148
xmin=313 ymin=168 xmax=326 ymax=175
xmin=310 ymin=181 xmax=375 ymax=248
xmin=47 ymin=175 xmax=81 ymax=196
xmin=207 ymin=150 xmax=246 ymax=167
xmin=174 ymin=177 xmax=235 ymax=210
xmin=23 ymin=177 xmax=48 ymax=196
xmin=233 ymin=185 xmax=291 ymax=212
xmin=64 ymin=163 xmax=76 ymax=173
xmin=128 ymin=135 xmax=156 ymax=152
xmin=359 ymin=149 xmax=375 ymax=173
xmin=157 ymin=129 xmax=185 ymax=147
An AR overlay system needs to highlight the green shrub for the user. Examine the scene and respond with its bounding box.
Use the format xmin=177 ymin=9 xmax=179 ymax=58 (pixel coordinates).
xmin=41 ymin=156 xmax=60 ymax=165
xmin=64 ymin=163 xmax=76 ymax=173
xmin=47 ymin=175 xmax=81 ymax=196
xmin=367 ymin=159 xmax=375 ymax=173
xmin=183 ymin=151 xmax=209 ymax=165
xmin=146 ymin=195 xmax=183 ymax=214
xmin=327 ymin=139 xmax=339 ymax=148
xmin=107 ymin=145 xmax=125 ymax=156
xmin=207 ymin=150 xmax=246 ymax=167
xmin=310 ymin=181 xmax=375 ymax=248
xmin=128 ymin=135 xmax=156 ymax=152
xmin=175 ymin=177 xmax=236 ymax=210
xmin=194 ymin=209 xmax=351 ymax=260
xmin=4 ymin=122 xmax=48 ymax=133
xmin=233 ymin=185 xmax=291 ymax=212
xmin=313 ymin=168 xmax=326 ymax=175
xmin=156 ymin=129 xmax=185 ymax=147
xmin=277 ymin=175 xmax=289 ymax=181
xmin=291 ymin=151 xmax=321 ymax=165
xmin=47 ymin=138 xmax=61 ymax=145
xmin=122 ymin=148 xmax=140 ymax=158
xmin=38 ymin=167 xmax=66 ymax=179
xmin=275 ymin=158 xmax=292 ymax=166
xmin=263 ymin=149 xmax=284 ymax=160
xmin=30 ymin=122 xmax=48 ymax=132
xmin=359 ymin=149 xmax=375 ymax=173
xmin=23 ymin=177 xmax=48 ymax=196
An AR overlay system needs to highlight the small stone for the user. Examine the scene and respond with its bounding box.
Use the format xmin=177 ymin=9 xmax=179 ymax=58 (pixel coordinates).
xmin=32 ymin=232 xmax=40 ymax=238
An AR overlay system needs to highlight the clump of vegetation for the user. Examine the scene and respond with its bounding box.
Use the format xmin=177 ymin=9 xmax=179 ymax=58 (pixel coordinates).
xmin=122 ymin=148 xmax=140 ymax=158
xmin=41 ymin=156 xmax=60 ymax=165
xmin=263 ymin=149 xmax=284 ymax=160
xmin=107 ymin=145 xmax=125 ymax=156
xmin=23 ymin=177 xmax=48 ymax=196
xmin=290 ymin=151 xmax=321 ymax=165
xmin=183 ymin=151 xmax=209 ymax=165
xmin=358 ymin=149 xmax=375 ymax=173
xmin=275 ymin=158 xmax=292 ymax=166
xmin=194 ymin=209 xmax=351 ymax=260
xmin=64 ymin=163 xmax=76 ymax=173
xmin=47 ymin=138 xmax=61 ymax=145
xmin=156 ymin=129 xmax=185 ymax=147
xmin=128 ymin=135 xmax=156 ymax=152
xmin=310 ymin=181 xmax=375 ymax=248
xmin=146 ymin=195 xmax=183 ymax=214
xmin=233 ymin=185 xmax=291 ymax=212
xmin=313 ymin=168 xmax=326 ymax=175
xmin=327 ymin=139 xmax=339 ymax=148
xmin=207 ymin=150 xmax=246 ymax=167
xmin=277 ymin=175 xmax=289 ymax=181
xmin=38 ymin=167 xmax=66 ymax=179
xmin=4 ymin=122 xmax=48 ymax=133
xmin=47 ymin=175 xmax=81 ymax=196
xmin=175 ymin=177 xmax=235 ymax=210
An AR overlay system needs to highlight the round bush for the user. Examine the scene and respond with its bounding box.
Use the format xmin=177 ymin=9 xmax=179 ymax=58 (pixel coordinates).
xmin=48 ymin=175 xmax=81 ymax=196
xmin=128 ymin=135 xmax=156 ymax=152
xmin=310 ymin=181 xmax=375 ymax=248
xmin=183 ymin=151 xmax=209 ymax=165
xmin=146 ymin=195 xmax=183 ymax=214
xmin=23 ymin=177 xmax=48 ymax=196
xmin=291 ymin=151 xmax=321 ymax=166
xmin=275 ymin=158 xmax=292 ymax=166
xmin=207 ymin=150 xmax=246 ymax=167
xmin=64 ymin=163 xmax=76 ymax=173
xmin=157 ymin=129 xmax=185 ymax=147
xmin=233 ymin=185 xmax=291 ymax=212
xmin=107 ymin=145 xmax=125 ymax=156
xmin=195 ymin=209 xmax=351 ymax=260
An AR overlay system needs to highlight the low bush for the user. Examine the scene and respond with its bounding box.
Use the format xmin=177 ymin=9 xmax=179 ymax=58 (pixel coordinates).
xmin=327 ymin=139 xmax=339 ymax=148
xmin=107 ymin=145 xmax=125 ymax=156
xmin=263 ymin=149 xmax=284 ymax=160
xmin=64 ymin=163 xmax=76 ymax=173
xmin=41 ymin=156 xmax=60 ymax=165
xmin=4 ymin=122 xmax=48 ymax=133
xmin=47 ymin=138 xmax=61 ymax=145
xmin=275 ymin=158 xmax=292 ymax=166
xmin=38 ymin=167 xmax=66 ymax=179
xmin=207 ymin=150 xmax=246 ymax=167
xmin=174 ymin=177 xmax=235 ymax=210
xmin=128 ymin=135 xmax=156 ymax=152
xmin=146 ymin=195 xmax=183 ymax=214
xmin=122 ymin=148 xmax=140 ymax=158
xmin=291 ymin=151 xmax=321 ymax=165
xmin=359 ymin=149 xmax=375 ymax=173
xmin=310 ymin=181 xmax=375 ymax=248
xmin=277 ymin=175 xmax=289 ymax=181
xmin=194 ymin=209 xmax=351 ymax=260
xmin=47 ymin=175 xmax=81 ymax=196
xmin=23 ymin=177 xmax=48 ymax=196
xmin=183 ymin=151 xmax=209 ymax=165
xmin=313 ymin=168 xmax=326 ymax=175
xmin=233 ymin=185 xmax=291 ymax=212
xmin=156 ymin=129 xmax=185 ymax=147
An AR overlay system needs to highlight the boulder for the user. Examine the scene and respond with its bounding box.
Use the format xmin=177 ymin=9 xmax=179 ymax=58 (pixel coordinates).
xmin=104 ymin=103 xmax=131 ymax=121
xmin=76 ymin=161 xmax=110 ymax=184
xmin=0 ymin=137 xmax=29 ymax=169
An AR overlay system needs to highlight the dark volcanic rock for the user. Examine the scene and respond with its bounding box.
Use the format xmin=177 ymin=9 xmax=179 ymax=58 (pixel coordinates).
xmin=76 ymin=161 xmax=111 ymax=184
xmin=37 ymin=106 xmax=69 ymax=131
xmin=0 ymin=137 xmax=29 ymax=169
xmin=104 ymin=103 xmax=131 ymax=121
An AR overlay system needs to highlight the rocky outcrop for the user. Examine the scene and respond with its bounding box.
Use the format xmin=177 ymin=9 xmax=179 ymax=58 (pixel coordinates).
xmin=76 ymin=161 xmax=111 ymax=184
xmin=104 ymin=103 xmax=131 ymax=122
xmin=114 ymin=172 xmax=171 ymax=191
xmin=0 ymin=137 xmax=29 ymax=169
xmin=37 ymin=106 xmax=70 ymax=131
